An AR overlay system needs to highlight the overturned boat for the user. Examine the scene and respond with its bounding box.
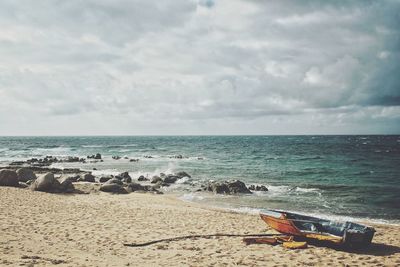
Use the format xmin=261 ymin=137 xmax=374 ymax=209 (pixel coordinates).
xmin=260 ymin=210 xmax=375 ymax=248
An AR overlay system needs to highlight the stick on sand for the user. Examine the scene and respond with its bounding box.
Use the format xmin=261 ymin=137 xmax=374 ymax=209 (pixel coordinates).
xmin=124 ymin=233 xmax=283 ymax=247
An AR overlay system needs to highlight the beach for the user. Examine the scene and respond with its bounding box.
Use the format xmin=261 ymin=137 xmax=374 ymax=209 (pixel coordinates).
xmin=1 ymin=185 xmax=399 ymax=267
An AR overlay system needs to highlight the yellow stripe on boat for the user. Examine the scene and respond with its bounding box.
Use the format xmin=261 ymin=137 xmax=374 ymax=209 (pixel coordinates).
xmin=282 ymin=241 xmax=308 ymax=249
xmin=305 ymin=233 xmax=343 ymax=244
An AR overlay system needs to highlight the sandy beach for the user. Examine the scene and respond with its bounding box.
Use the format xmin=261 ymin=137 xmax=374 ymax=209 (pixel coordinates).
xmin=1 ymin=185 xmax=399 ymax=267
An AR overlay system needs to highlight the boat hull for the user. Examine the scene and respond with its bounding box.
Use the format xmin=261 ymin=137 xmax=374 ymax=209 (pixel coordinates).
xmin=259 ymin=210 xmax=375 ymax=248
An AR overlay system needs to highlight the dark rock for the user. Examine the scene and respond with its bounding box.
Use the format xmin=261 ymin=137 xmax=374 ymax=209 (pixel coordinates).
xmin=175 ymin=171 xmax=191 ymax=178
xmin=226 ymin=180 xmax=252 ymax=194
xmin=104 ymin=178 xmax=123 ymax=185
xmin=17 ymin=167 xmax=36 ymax=182
xmin=112 ymin=156 xmax=121 ymax=160
xmin=124 ymin=156 xmax=129 ymax=159
xmin=152 ymin=181 xmax=170 ymax=188
xmin=99 ymin=176 xmax=112 ymax=183
xmin=129 ymin=159 xmax=139 ymax=162
xmin=144 ymin=155 xmax=153 ymax=158
xmin=138 ymin=175 xmax=148 ymax=181
xmin=63 ymin=175 xmax=80 ymax=182
xmin=80 ymin=173 xmax=95 ymax=183
xmin=126 ymin=183 xmax=161 ymax=194
xmin=18 ymin=182 xmax=29 ymax=188
xmin=126 ymin=182 xmax=145 ymax=192
xmin=163 ymin=174 xmax=179 ymax=184
xmin=151 ymin=175 xmax=162 ymax=184
xmin=0 ymin=169 xmax=19 ymax=187
xmin=204 ymin=182 xmax=230 ymax=194
xmin=160 ymin=173 xmax=166 ymax=179
xmin=100 ymin=184 xmax=128 ymax=194
xmin=59 ymin=178 xmax=75 ymax=193
xmin=204 ymin=180 xmax=252 ymax=195
xmin=87 ymin=153 xmax=101 ymax=159
xmin=31 ymin=173 xmax=62 ymax=192
xmin=116 ymin=172 xmax=132 ymax=183
xmin=248 ymin=185 xmax=268 ymax=191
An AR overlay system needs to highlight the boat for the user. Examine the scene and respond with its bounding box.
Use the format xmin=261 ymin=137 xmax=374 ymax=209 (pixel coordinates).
xmin=260 ymin=210 xmax=375 ymax=248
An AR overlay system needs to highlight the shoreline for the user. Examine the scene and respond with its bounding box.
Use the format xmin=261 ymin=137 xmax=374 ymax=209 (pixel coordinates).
xmin=1 ymin=185 xmax=400 ymax=266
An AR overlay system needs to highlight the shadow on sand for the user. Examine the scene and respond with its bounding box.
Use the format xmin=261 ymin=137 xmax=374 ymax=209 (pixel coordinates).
xmin=306 ymin=239 xmax=400 ymax=256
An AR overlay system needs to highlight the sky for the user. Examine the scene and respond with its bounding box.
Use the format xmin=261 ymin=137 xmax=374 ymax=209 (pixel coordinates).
xmin=0 ymin=0 xmax=399 ymax=135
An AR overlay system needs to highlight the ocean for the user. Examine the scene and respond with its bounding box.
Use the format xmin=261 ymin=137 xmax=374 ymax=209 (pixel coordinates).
xmin=1 ymin=135 xmax=399 ymax=224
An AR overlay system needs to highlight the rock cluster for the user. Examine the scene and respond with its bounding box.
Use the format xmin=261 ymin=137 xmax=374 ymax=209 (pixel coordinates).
xmin=202 ymin=180 xmax=252 ymax=194
xmin=248 ymin=184 xmax=268 ymax=191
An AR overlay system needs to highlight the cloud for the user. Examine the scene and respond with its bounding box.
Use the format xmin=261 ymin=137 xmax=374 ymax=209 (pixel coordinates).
xmin=0 ymin=0 xmax=399 ymax=135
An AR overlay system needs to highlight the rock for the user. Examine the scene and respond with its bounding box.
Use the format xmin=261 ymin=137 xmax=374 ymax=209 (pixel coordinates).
xmin=18 ymin=182 xmax=29 ymax=188
xmin=248 ymin=185 xmax=268 ymax=191
xmin=130 ymin=159 xmax=139 ymax=162
xmin=112 ymin=156 xmax=121 ymax=160
xmin=31 ymin=173 xmax=62 ymax=192
xmin=87 ymin=153 xmax=101 ymax=159
xmin=138 ymin=175 xmax=148 ymax=181
xmin=126 ymin=182 xmax=145 ymax=192
xmin=151 ymin=175 xmax=162 ymax=184
xmin=204 ymin=182 xmax=230 ymax=194
xmin=59 ymin=178 xmax=75 ymax=193
xmin=104 ymin=178 xmax=123 ymax=185
xmin=126 ymin=183 xmax=161 ymax=194
xmin=100 ymin=184 xmax=128 ymax=194
xmin=144 ymin=155 xmax=153 ymax=158
xmin=160 ymin=173 xmax=166 ymax=179
xmin=175 ymin=171 xmax=191 ymax=178
xmin=204 ymin=180 xmax=252 ymax=195
xmin=163 ymin=174 xmax=179 ymax=184
xmin=124 ymin=156 xmax=129 ymax=159
xmin=226 ymin=180 xmax=252 ymax=194
xmin=99 ymin=176 xmax=112 ymax=183
xmin=81 ymin=173 xmax=95 ymax=183
xmin=16 ymin=168 xmax=36 ymax=182
xmin=60 ymin=175 xmax=79 ymax=183
xmin=152 ymin=181 xmax=170 ymax=188
xmin=0 ymin=169 xmax=19 ymax=187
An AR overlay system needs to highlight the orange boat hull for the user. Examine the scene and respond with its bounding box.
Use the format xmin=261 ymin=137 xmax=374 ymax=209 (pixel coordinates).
xmin=260 ymin=213 xmax=303 ymax=236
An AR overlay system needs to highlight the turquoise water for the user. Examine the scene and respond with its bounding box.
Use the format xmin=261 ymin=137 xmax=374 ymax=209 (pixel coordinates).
xmin=0 ymin=135 xmax=399 ymax=223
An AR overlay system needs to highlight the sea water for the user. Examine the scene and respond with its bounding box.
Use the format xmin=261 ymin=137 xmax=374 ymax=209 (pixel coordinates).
xmin=0 ymin=135 xmax=399 ymax=224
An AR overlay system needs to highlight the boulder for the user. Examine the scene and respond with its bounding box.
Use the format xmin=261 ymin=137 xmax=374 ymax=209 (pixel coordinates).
xmin=119 ymin=172 xmax=132 ymax=183
xmin=248 ymin=185 xmax=268 ymax=191
xmin=112 ymin=156 xmax=121 ymax=160
xmin=100 ymin=184 xmax=128 ymax=194
xmin=81 ymin=173 xmax=95 ymax=183
xmin=59 ymin=178 xmax=75 ymax=193
xmin=99 ymin=176 xmax=112 ymax=183
xmin=151 ymin=175 xmax=162 ymax=184
xmin=18 ymin=182 xmax=29 ymax=188
xmin=126 ymin=182 xmax=145 ymax=192
xmin=163 ymin=174 xmax=179 ymax=184
xmin=0 ymin=169 xmax=19 ymax=187
xmin=16 ymin=168 xmax=36 ymax=182
xmin=31 ymin=173 xmax=62 ymax=193
xmin=104 ymin=178 xmax=123 ymax=186
xmin=60 ymin=175 xmax=79 ymax=183
xmin=203 ymin=180 xmax=252 ymax=195
xmin=226 ymin=180 xmax=252 ymax=194
xmin=204 ymin=182 xmax=230 ymax=194
xmin=175 ymin=171 xmax=191 ymax=178
xmin=138 ymin=175 xmax=148 ymax=181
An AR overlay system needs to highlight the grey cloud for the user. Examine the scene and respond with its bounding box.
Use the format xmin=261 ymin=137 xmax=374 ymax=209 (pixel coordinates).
xmin=0 ymin=0 xmax=399 ymax=134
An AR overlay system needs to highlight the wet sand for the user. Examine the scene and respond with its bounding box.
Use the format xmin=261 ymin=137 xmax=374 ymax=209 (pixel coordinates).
xmin=1 ymin=186 xmax=399 ymax=266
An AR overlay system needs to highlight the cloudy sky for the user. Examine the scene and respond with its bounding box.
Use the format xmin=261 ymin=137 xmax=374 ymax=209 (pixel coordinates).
xmin=0 ymin=0 xmax=399 ymax=135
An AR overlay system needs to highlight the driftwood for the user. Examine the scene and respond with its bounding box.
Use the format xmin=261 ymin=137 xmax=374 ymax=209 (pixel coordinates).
xmin=123 ymin=233 xmax=284 ymax=247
